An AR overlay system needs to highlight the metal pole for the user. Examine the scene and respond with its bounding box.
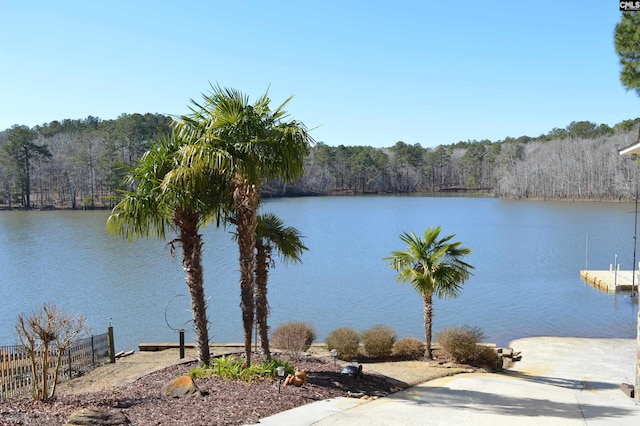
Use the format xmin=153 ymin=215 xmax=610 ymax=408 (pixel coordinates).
xmin=636 ymin=310 xmax=639 ymax=403
xmin=107 ymin=319 xmax=115 ymax=364
xmin=179 ymin=329 xmax=185 ymax=359
xmin=586 ymin=235 xmax=589 ymax=270
xmin=615 ymin=254 xmax=618 ymax=287
xmin=635 ymin=170 xmax=640 ymax=402
xmin=633 ymin=180 xmax=638 ymax=297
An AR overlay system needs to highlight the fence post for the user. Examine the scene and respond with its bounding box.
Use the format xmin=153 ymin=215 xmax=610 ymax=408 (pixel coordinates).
xmin=67 ymin=348 xmax=72 ymax=379
xmin=91 ymin=335 xmax=95 ymax=366
xmin=107 ymin=320 xmax=115 ymax=364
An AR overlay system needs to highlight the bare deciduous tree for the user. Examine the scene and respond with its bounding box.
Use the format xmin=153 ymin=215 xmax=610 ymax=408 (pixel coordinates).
xmin=15 ymin=302 xmax=88 ymax=400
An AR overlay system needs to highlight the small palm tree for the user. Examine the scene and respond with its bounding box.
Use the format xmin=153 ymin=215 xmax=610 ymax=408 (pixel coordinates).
xmin=107 ymin=131 xmax=229 ymax=365
xmin=384 ymin=226 xmax=474 ymax=359
xmin=254 ymin=212 xmax=308 ymax=359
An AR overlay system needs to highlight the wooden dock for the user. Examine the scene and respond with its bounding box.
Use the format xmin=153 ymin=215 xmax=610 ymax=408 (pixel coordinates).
xmin=138 ymin=342 xmax=243 ymax=352
xmin=580 ymin=270 xmax=638 ymax=292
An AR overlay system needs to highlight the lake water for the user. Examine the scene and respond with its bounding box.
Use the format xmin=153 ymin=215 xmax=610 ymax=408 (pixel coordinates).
xmin=0 ymin=196 xmax=638 ymax=352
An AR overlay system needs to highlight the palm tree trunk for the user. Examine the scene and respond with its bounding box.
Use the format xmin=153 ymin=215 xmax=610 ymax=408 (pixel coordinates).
xmin=255 ymin=244 xmax=271 ymax=360
xmin=176 ymin=211 xmax=210 ymax=366
xmin=423 ymin=293 xmax=434 ymax=359
xmin=234 ymin=181 xmax=259 ymax=366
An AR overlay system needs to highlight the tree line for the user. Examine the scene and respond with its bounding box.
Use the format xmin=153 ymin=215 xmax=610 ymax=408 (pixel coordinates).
xmin=2 ymin=115 xmax=640 ymax=209
xmin=267 ymin=118 xmax=640 ymax=201
xmin=0 ymin=113 xmax=172 ymax=209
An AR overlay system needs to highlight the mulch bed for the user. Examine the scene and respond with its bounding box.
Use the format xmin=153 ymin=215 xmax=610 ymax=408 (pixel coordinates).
xmin=0 ymin=356 xmax=402 ymax=425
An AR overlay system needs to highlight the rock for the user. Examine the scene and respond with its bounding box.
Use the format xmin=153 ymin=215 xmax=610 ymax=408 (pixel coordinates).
xmin=161 ymin=375 xmax=203 ymax=398
xmin=65 ymin=408 xmax=129 ymax=425
xmin=620 ymin=383 xmax=635 ymax=398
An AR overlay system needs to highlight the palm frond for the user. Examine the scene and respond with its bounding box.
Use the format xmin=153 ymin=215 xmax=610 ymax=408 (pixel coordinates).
xmin=106 ymin=193 xmax=170 ymax=241
xmin=256 ymin=212 xmax=308 ymax=264
xmin=385 ymin=226 xmax=473 ymax=299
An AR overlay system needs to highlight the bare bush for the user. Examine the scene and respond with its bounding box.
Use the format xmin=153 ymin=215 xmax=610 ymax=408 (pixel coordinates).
xmin=393 ymin=337 xmax=425 ymax=359
xmin=270 ymin=321 xmax=316 ymax=358
xmin=361 ymin=325 xmax=396 ymax=359
xmin=15 ymin=302 xmax=89 ymax=400
xmin=436 ymin=325 xmax=485 ymax=363
xmin=469 ymin=345 xmax=502 ymax=372
xmin=325 ymin=327 xmax=360 ymax=361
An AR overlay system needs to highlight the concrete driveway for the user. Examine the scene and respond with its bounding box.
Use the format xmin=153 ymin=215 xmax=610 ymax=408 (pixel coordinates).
xmin=256 ymin=337 xmax=639 ymax=425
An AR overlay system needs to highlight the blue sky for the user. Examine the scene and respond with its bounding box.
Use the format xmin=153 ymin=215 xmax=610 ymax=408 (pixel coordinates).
xmin=0 ymin=1 xmax=637 ymax=148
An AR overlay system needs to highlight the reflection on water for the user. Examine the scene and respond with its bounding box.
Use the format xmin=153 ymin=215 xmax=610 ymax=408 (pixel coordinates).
xmin=0 ymin=196 xmax=638 ymax=351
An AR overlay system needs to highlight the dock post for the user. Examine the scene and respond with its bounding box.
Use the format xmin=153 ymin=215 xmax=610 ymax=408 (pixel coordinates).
xmin=108 ymin=319 xmax=116 ymax=364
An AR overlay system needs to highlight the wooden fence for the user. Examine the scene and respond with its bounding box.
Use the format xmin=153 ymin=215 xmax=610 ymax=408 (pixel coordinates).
xmin=0 ymin=332 xmax=110 ymax=399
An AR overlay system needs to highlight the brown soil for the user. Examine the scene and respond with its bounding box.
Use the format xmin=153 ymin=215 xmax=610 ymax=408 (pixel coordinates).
xmin=0 ymin=346 xmax=474 ymax=425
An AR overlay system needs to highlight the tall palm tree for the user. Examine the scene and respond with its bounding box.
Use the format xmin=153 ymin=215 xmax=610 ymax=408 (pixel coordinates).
xmin=106 ymin=131 xmax=230 ymax=366
xmin=254 ymin=212 xmax=308 ymax=359
xmin=175 ymin=85 xmax=313 ymax=365
xmin=384 ymin=226 xmax=474 ymax=358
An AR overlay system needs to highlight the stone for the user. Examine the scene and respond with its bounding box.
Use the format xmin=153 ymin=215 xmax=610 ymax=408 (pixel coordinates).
xmin=65 ymin=408 xmax=129 ymax=425
xmin=620 ymin=383 xmax=635 ymax=398
xmin=161 ymin=375 xmax=203 ymax=398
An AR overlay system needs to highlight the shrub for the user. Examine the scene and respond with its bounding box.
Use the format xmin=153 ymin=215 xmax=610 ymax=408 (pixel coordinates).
xmin=361 ymin=325 xmax=396 ymax=359
xmin=393 ymin=337 xmax=425 ymax=359
xmin=189 ymin=355 xmax=294 ymax=382
xmin=469 ymin=345 xmax=502 ymax=372
xmin=271 ymin=321 xmax=316 ymax=357
xmin=326 ymin=327 xmax=360 ymax=361
xmin=436 ymin=325 xmax=485 ymax=363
